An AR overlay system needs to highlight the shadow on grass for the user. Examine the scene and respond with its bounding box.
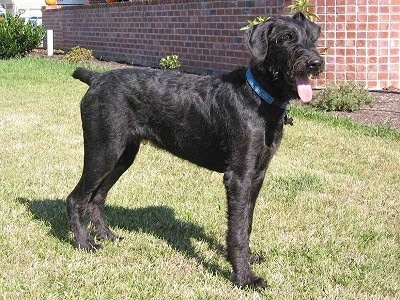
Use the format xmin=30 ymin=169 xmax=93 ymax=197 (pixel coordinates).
xmin=17 ymin=197 xmax=229 ymax=280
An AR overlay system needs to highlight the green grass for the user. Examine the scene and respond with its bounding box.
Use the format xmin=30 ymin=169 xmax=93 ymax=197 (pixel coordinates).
xmin=0 ymin=57 xmax=399 ymax=299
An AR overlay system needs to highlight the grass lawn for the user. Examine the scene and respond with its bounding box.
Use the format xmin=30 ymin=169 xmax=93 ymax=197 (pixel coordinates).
xmin=0 ymin=57 xmax=399 ymax=299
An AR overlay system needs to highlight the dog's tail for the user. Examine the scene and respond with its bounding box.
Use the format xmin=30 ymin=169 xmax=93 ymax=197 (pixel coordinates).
xmin=72 ymin=67 xmax=100 ymax=86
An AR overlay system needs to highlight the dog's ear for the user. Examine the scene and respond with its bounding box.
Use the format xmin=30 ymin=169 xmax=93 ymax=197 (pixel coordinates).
xmin=292 ymin=12 xmax=321 ymax=42
xmin=292 ymin=12 xmax=307 ymax=22
xmin=308 ymin=22 xmax=321 ymax=42
xmin=246 ymin=20 xmax=274 ymax=61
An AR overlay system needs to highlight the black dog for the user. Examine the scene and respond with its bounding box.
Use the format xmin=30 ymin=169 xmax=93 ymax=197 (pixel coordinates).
xmin=67 ymin=12 xmax=323 ymax=288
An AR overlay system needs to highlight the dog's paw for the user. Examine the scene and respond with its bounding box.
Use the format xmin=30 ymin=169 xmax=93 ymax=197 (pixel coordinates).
xmin=232 ymin=272 xmax=267 ymax=290
xmin=96 ymin=229 xmax=123 ymax=242
xmin=250 ymin=276 xmax=267 ymax=289
xmin=75 ymin=238 xmax=101 ymax=252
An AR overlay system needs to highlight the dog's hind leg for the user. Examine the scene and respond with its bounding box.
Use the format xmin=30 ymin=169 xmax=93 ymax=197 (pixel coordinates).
xmin=67 ymin=179 xmax=99 ymax=250
xmin=67 ymin=138 xmax=139 ymax=251
xmin=86 ymin=143 xmax=139 ymax=241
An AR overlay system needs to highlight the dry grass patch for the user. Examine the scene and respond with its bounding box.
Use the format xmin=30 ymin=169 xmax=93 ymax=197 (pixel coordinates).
xmin=0 ymin=58 xmax=399 ymax=299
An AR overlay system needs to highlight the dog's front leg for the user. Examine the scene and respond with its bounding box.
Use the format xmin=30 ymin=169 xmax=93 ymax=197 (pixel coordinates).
xmin=223 ymin=171 xmax=266 ymax=289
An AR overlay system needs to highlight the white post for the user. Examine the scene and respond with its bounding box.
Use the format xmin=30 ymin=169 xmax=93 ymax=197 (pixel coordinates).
xmin=47 ymin=30 xmax=54 ymax=56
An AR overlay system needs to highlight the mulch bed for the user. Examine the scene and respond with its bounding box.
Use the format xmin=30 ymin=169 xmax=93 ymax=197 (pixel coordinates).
xmin=332 ymin=91 xmax=400 ymax=130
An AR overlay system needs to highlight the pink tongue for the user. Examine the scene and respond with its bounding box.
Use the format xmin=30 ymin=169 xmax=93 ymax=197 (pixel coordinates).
xmin=296 ymin=77 xmax=313 ymax=103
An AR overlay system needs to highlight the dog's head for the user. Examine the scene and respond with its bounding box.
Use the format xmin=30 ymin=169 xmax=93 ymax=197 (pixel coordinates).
xmin=246 ymin=12 xmax=324 ymax=102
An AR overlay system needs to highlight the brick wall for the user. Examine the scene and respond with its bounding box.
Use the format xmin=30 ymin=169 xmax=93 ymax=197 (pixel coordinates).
xmin=43 ymin=1 xmax=285 ymax=75
xmin=313 ymin=0 xmax=400 ymax=89
xmin=43 ymin=0 xmax=400 ymax=89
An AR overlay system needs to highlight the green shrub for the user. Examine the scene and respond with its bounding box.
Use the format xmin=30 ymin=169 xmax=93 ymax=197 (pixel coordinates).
xmin=0 ymin=14 xmax=45 ymax=59
xmin=241 ymin=0 xmax=320 ymax=31
xmin=313 ymin=81 xmax=375 ymax=112
xmin=288 ymin=0 xmax=319 ymax=21
xmin=65 ymin=46 xmax=93 ymax=63
xmin=159 ymin=54 xmax=181 ymax=69
xmin=240 ymin=16 xmax=270 ymax=30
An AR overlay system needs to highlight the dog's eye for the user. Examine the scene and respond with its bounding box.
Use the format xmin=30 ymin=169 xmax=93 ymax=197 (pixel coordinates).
xmin=279 ymin=33 xmax=295 ymax=42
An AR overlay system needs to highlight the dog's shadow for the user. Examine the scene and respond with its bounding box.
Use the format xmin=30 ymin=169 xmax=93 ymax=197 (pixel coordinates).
xmin=17 ymin=198 xmax=229 ymax=279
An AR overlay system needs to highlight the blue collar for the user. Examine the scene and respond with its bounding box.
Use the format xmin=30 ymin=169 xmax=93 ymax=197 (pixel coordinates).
xmin=246 ymin=68 xmax=288 ymax=109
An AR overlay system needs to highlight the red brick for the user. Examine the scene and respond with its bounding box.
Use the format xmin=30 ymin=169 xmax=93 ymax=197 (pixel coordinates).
xmin=392 ymin=5 xmax=400 ymax=13
xmin=345 ymin=48 xmax=356 ymax=56
xmin=346 ymin=73 xmax=356 ymax=81
xmin=43 ymin=0 xmax=399 ymax=89
xmin=346 ymin=63 xmax=356 ymax=72
xmin=379 ymin=23 xmax=389 ymax=31
xmin=378 ymin=72 xmax=388 ymax=80
xmin=357 ymin=2 xmax=369 ymax=12
xmin=389 ymin=58 xmax=398 ymax=67
xmin=367 ymin=22 xmax=379 ymax=31
xmin=390 ymin=48 xmax=399 ymax=57
xmin=356 ymin=72 xmax=367 ymax=81
xmin=390 ymin=71 xmax=399 ymax=80
xmin=336 ymin=14 xmax=345 ymax=23
xmin=346 ymin=23 xmax=356 ymax=31
xmin=357 ymin=22 xmax=367 ymax=31
xmin=368 ymin=5 xmax=379 ymax=14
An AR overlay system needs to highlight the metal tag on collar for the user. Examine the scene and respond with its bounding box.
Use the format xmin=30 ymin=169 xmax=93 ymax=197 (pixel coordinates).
xmin=284 ymin=104 xmax=294 ymax=126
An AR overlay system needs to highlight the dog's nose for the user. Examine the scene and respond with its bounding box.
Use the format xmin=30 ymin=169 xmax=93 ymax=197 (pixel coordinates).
xmin=307 ymin=59 xmax=322 ymax=71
